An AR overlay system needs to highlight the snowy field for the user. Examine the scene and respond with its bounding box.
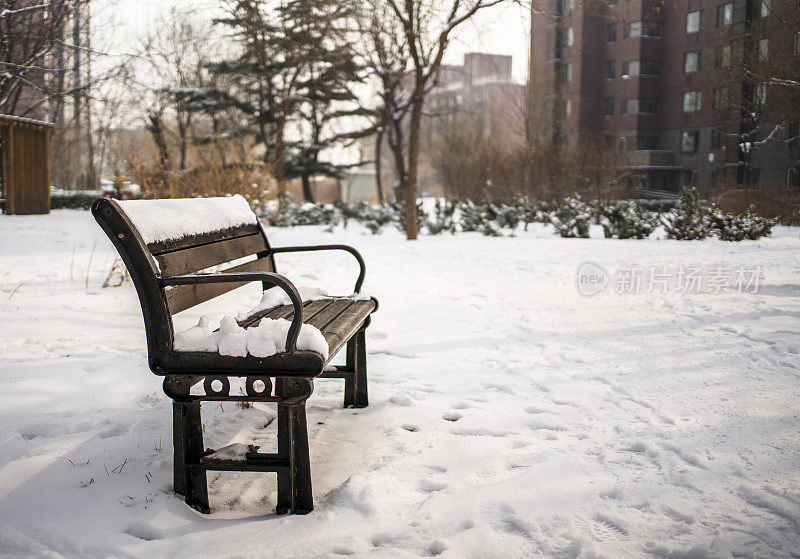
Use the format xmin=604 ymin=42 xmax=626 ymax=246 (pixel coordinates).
xmin=1 ymin=209 xmax=799 ymax=559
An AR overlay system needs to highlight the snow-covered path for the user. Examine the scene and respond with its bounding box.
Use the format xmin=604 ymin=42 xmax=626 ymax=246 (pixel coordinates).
xmin=1 ymin=210 xmax=799 ymax=558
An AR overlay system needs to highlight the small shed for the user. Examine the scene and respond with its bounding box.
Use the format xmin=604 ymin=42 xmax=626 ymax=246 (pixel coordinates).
xmin=0 ymin=114 xmax=53 ymax=215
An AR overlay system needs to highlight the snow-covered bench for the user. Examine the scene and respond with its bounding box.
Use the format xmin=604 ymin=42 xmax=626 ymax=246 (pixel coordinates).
xmin=91 ymin=195 xmax=378 ymax=515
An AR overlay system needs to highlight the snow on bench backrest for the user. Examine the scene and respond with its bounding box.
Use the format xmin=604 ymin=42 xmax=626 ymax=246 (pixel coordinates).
xmin=118 ymin=195 xmax=258 ymax=246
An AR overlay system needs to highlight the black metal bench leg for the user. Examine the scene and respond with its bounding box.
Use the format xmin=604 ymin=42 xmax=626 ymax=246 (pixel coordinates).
xmin=276 ymin=399 xmax=313 ymax=515
xmin=179 ymin=401 xmax=210 ymax=513
xmin=344 ymin=329 xmax=369 ymax=408
xmin=172 ymin=401 xmax=187 ymax=496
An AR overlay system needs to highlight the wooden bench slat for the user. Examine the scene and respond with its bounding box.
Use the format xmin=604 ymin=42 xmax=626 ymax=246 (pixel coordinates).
xmin=321 ymin=300 xmax=375 ymax=356
xmin=155 ymin=233 xmax=269 ymax=277
xmin=305 ymin=299 xmax=354 ymax=331
xmin=148 ymin=223 xmax=262 ymax=255
xmin=238 ymin=298 xmax=335 ymax=328
xmin=166 ymin=258 xmax=271 ymax=314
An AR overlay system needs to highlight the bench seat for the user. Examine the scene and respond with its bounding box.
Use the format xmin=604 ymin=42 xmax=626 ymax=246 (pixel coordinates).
xmin=159 ymin=297 xmax=377 ymax=376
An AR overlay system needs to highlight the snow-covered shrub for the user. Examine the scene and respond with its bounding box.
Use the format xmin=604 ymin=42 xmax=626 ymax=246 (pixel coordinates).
xmin=359 ymin=203 xmax=395 ymax=234
xmin=708 ymin=204 xmax=776 ymax=241
xmin=50 ymin=190 xmax=98 ymax=210
xmin=600 ymin=200 xmax=659 ymax=239
xmin=552 ymin=195 xmax=591 ymax=238
xmin=425 ymin=199 xmax=457 ymax=235
xmin=662 ymin=185 xmax=713 ymax=240
xmin=391 ymin=201 xmax=424 ymax=235
xmin=496 ymin=204 xmax=522 ymax=233
xmin=457 ymin=200 xmax=484 ymax=232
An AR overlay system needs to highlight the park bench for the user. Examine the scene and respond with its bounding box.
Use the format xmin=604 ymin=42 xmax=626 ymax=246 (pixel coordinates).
xmin=91 ymin=195 xmax=378 ymax=515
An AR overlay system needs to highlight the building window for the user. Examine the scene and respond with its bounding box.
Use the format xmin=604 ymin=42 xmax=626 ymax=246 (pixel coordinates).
xmin=795 ymin=32 xmax=800 ymax=55
xmin=606 ymin=23 xmax=617 ymax=42
xmin=709 ymin=168 xmax=719 ymax=185
xmin=682 ymin=91 xmax=702 ymax=113
xmin=563 ymin=62 xmax=572 ymax=82
xmin=788 ymin=167 xmax=800 ymax=192
xmin=622 ymin=98 xmax=660 ymax=114
xmin=546 ymin=28 xmax=558 ymax=59
xmin=622 ymin=99 xmax=636 ymax=114
xmin=684 ymin=51 xmax=701 ymax=73
xmin=686 ymin=10 xmax=702 ymax=33
xmin=565 ymin=99 xmax=572 ymax=118
xmin=641 ymin=60 xmax=662 ymax=76
xmin=622 ymin=60 xmax=663 ymax=77
xmin=713 ymin=87 xmax=729 ymax=110
xmin=637 ymin=136 xmax=658 ymax=150
xmin=565 ymin=27 xmax=574 ymax=47
xmin=747 ymin=168 xmax=761 ymax=185
xmin=715 ymin=45 xmax=731 ymax=68
xmin=758 ymin=0 xmax=770 ymax=18
xmin=625 ymin=21 xmax=663 ymax=38
xmin=618 ymin=136 xmax=636 ymax=152
xmin=758 ymin=38 xmax=768 ymax=61
xmin=605 ymin=59 xmax=615 ymax=79
xmin=711 ymin=128 xmax=724 ymax=149
xmin=681 ymin=130 xmax=699 ymax=154
xmin=623 ymin=60 xmax=639 ymax=76
xmin=753 ymin=83 xmax=767 ymax=106
xmin=717 ymin=3 xmax=732 ymax=27
xmin=604 ymin=97 xmax=614 ymax=116
xmin=603 ymin=133 xmax=614 ymax=147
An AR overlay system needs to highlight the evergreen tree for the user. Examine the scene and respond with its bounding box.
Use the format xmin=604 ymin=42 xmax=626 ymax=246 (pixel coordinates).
xmin=278 ymin=0 xmax=369 ymax=202
xmin=176 ymin=1 xmax=365 ymax=200
xmin=662 ymin=185 xmax=712 ymax=240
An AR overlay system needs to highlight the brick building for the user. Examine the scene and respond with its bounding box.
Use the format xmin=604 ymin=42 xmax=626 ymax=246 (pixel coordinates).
xmin=529 ymin=0 xmax=800 ymax=196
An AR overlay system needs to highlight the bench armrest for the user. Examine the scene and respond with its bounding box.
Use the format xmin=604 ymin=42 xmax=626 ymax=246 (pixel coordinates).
xmin=269 ymin=244 xmax=366 ymax=293
xmin=159 ymin=272 xmax=304 ymax=353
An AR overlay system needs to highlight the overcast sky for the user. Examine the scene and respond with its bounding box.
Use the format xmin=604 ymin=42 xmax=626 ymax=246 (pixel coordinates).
xmin=109 ymin=0 xmax=531 ymax=83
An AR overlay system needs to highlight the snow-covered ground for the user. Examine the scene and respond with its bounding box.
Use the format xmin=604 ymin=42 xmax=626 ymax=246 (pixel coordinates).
xmin=1 ymin=210 xmax=799 ymax=559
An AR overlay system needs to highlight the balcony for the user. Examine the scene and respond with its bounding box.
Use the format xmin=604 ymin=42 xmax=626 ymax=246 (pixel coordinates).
xmin=626 ymin=150 xmax=676 ymax=168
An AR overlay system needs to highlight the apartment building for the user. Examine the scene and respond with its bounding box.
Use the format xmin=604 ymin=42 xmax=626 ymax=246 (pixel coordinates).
xmin=530 ymin=0 xmax=800 ymax=195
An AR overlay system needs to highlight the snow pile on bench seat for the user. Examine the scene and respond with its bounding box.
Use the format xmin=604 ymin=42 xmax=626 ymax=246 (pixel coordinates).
xmin=237 ymin=286 xmax=331 ymax=321
xmin=237 ymin=288 xmax=374 ymax=322
xmin=118 ymin=195 xmax=257 ymax=244
xmin=173 ymin=315 xmax=329 ymax=359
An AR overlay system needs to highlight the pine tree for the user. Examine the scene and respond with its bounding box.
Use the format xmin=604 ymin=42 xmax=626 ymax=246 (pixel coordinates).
xmin=278 ymin=0 xmax=369 ymax=202
xmin=662 ymin=185 xmax=712 ymax=240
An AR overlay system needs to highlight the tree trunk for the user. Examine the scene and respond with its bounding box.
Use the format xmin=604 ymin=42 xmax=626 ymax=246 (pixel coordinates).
xmin=147 ymin=113 xmax=171 ymax=171
xmin=301 ymin=173 xmax=315 ymax=203
xmin=405 ymin=88 xmax=424 ymax=240
xmin=388 ymin=118 xmax=406 ymax=205
xmin=274 ymin=117 xmax=286 ymax=197
xmin=375 ymin=126 xmax=385 ymax=205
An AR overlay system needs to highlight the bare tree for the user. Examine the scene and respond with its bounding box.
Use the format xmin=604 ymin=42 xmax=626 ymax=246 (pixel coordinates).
xmin=0 ymin=0 xmax=74 ymax=117
xmin=369 ymin=0 xmax=506 ymax=239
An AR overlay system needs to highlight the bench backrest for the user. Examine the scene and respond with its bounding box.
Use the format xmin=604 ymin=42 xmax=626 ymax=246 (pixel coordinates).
xmin=92 ymin=196 xmax=275 ymax=368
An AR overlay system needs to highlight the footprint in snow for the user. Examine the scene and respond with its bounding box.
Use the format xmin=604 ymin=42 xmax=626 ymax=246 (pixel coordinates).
xmin=402 ymin=424 xmax=420 ymax=432
xmin=442 ymin=412 xmax=462 ymax=422
xmin=418 ymin=479 xmax=447 ymax=493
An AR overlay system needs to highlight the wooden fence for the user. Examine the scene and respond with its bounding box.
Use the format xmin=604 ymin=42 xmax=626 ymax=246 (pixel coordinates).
xmin=0 ymin=115 xmax=53 ymax=215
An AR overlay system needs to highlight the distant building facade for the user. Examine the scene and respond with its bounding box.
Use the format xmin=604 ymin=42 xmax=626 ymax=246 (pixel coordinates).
xmin=529 ymin=0 xmax=800 ymax=195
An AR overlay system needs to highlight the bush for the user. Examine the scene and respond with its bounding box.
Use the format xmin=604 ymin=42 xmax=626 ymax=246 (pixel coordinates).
xmin=600 ymin=200 xmax=659 ymax=239
xmin=552 ymin=195 xmax=591 ymax=238
xmin=425 ymin=199 xmax=457 ymax=235
xmin=662 ymin=185 xmax=713 ymax=240
xmin=708 ymin=204 xmax=776 ymax=241
xmin=50 ymin=189 xmax=99 ymax=210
